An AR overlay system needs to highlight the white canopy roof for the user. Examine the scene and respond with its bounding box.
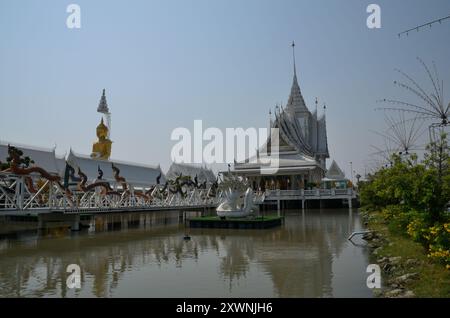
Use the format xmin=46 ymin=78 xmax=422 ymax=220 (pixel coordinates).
xmin=0 ymin=142 xmax=65 ymax=176
xmin=325 ymin=160 xmax=346 ymax=180
xmin=166 ymin=162 xmax=216 ymax=184
xmin=67 ymin=149 xmax=165 ymax=187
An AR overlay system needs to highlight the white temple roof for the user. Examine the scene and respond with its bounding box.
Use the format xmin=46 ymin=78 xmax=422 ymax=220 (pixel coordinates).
xmin=67 ymin=149 xmax=165 ymax=187
xmin=0 ymin=142 xmax=65 ymax=176
xmin=166 ymin=162 xmax=216 ymax=183
xmin=286 ymin=71 xmax=309 ymax=114
xmin=325 ymin=160 xmax=346 ymax=180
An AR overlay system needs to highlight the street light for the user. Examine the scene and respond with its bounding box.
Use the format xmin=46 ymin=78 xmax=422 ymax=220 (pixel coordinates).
xmin=349 ymin=162 xmax=353 ymax=187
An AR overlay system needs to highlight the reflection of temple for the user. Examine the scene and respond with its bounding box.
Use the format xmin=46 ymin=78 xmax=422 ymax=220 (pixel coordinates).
xmin=0 ymin=211 xmax=366 ymax=297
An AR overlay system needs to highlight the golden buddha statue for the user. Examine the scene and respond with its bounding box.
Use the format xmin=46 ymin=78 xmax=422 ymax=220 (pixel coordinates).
xmin=91 ymin=117 xmax=112 ymax=160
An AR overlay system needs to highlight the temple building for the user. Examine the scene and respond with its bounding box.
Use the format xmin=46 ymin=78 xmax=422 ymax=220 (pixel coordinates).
xmin=166 ymin=162 xmax=216 ymax=185
xmin=322 ymin=160 xmax=349 ymax=189
xmin=1 ymin=90 xmax=165 ymax=189
xmin=229 ymin=43 xmax=330 ymax=191
xmin=67 ymin=89 xmax=165 ymax=188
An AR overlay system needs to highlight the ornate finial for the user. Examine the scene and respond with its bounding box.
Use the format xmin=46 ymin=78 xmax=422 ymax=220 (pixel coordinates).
xmin=291 ymin=41 xmax=296 ymax=78
xmin=97 ymin=89 xmax=109 ymax=114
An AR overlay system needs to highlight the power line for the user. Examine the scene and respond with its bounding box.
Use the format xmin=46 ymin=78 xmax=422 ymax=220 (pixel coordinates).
xmin=398 ymin=14 xmax=450 ymax=38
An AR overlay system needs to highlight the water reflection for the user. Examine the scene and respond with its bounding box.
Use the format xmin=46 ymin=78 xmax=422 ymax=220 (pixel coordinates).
xmin=0 ymin=209 xmax=372 ymax=298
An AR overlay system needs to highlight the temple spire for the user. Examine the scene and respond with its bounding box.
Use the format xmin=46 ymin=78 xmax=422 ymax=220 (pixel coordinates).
xmin=97 ymin=89 xmax=109 ymax=114
xmin=286 ymin=41 xmax=308 ymax=113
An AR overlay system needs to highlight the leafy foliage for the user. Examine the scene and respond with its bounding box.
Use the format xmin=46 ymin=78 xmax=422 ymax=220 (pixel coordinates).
xmin=360 ymin=133 xmax=450 ymax=268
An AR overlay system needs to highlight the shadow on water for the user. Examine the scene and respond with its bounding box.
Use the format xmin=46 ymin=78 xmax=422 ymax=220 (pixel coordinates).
xmin=0 ymin=209 xmax=372 ymax=298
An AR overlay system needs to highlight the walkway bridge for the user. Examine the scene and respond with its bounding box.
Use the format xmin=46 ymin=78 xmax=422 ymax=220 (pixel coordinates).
xmin=0 ymin=173 xmax=222 ymax=216
xmin=1 ymin=173 xmax=354 ymax=219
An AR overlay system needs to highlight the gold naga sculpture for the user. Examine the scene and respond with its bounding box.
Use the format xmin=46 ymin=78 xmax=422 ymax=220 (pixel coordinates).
xmin=91 ymin=117 xmax=112 ymax=160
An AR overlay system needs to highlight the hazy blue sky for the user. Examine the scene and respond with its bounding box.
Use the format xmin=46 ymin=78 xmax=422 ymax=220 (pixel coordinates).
xmin=1 ymin=0 xmax=449 ymax=176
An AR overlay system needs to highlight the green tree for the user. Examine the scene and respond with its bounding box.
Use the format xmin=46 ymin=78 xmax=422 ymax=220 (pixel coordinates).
xmin=423 ymin=132 xmax=450 ymax=222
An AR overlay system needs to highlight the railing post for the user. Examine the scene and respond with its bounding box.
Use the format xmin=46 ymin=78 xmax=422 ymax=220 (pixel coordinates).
xmin=17 ymin=176 xmax=24 ymax=210
xmin=48 ymin=181 xmax=53 ymax=210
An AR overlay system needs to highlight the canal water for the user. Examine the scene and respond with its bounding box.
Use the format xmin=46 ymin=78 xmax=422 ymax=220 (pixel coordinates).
xmin=0 ymin=209 xmax=373 ymax=298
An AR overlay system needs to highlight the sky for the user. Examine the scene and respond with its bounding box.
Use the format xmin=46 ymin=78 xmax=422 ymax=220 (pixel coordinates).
xmin=1 ymin=0 xmax=449 ymax=177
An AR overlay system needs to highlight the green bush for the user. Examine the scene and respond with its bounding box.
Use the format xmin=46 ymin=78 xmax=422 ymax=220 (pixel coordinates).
xmin=361 ymin=133 xmax=450 ymax=269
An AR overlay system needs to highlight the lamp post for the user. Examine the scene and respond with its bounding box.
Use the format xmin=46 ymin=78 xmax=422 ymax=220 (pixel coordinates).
xmin=349 ymin=162 xmax=353 ymax=187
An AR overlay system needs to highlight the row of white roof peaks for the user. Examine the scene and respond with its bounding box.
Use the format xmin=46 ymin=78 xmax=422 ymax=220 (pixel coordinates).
xmin=0 ymin=142 xmax=216 ymax=187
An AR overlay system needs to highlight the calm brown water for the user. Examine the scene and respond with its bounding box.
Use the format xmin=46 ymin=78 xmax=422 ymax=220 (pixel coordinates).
xmin=0 ymin=209 xmax=372 ymax=298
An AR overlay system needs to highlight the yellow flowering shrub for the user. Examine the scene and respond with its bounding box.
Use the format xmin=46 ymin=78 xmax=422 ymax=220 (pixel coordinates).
xmin=406 ymin=220 xmax=450 ymax=268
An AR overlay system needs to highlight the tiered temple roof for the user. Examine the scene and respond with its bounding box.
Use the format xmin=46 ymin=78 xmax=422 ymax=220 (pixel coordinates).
xmin=233 ymin=44 xmax=329 ymax=180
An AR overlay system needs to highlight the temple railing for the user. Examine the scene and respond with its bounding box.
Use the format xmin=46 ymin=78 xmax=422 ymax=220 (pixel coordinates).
xmin=265 ymin=188 xmax=356 ymax=200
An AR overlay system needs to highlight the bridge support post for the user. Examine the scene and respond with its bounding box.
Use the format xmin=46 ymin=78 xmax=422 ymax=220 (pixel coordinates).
xmin=37 ymin=214 xmax=45 ymax=230
xmin=179 ymin=211 xmax=184 ymax=223
xmin=71 ymin=214 xmax=80 ymax=231
xmin=301 ymin=199 xmax=305 ymax=210
xmin=348 ymin=197 xmax=352 ymax=209
xmin=277 ymin=200 xmax=280 ymax=216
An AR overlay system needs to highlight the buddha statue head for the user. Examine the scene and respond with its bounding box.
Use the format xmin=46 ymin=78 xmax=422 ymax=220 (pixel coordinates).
xmin=96 ymin=117 xmax=109 ymax=140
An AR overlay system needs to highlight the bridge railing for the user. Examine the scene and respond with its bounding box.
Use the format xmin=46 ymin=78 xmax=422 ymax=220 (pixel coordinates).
xmin=265 ymin=188 xmax=355 ymax=199
xmin=0 ymin=172 xmax=223 ymax=212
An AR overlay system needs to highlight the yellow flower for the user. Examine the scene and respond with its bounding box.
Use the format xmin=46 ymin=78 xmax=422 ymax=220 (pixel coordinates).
xmin=444 ymin=223 xmax=450 ymax=233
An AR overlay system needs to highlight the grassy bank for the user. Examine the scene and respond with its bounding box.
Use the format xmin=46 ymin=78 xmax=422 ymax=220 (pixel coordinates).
xmin=362 ymin=210 xmax=450 ymax=297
